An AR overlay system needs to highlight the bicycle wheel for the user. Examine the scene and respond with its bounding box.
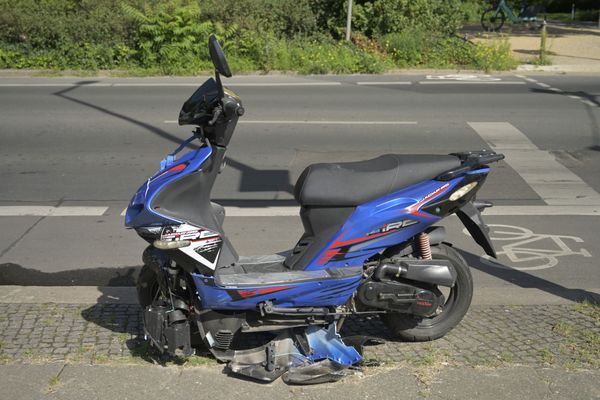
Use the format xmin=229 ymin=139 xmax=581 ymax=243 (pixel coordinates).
xmin=481 ymin=8 xmax=506 ymax=32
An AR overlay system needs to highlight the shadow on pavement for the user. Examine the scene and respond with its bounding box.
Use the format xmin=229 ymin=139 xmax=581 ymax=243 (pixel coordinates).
xmin=457 ymin=248 xmax=600 ymax=303
xmin=53 ymin=81 xmax=295 ymax=196
xmin=531 ymin=87 xmax=600 ymax=151
xmin=0 ymin=262 xmax=140 ymax=286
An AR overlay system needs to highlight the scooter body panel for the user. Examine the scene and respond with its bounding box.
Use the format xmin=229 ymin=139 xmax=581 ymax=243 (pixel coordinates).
xmin=125 ymin=144 xmax=213 ymax=228
xmin=304 ymin=178 xmax=457 ymax=271
xmin=192 ymin=271 xmax=363 ymax=310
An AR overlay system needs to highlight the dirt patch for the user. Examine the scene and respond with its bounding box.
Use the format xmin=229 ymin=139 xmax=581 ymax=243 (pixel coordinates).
xmin=466 ymin=22 xmax=600 ymax=69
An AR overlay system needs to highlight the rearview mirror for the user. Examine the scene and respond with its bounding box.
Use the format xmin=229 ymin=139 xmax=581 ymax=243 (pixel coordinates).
xmin=208 ymin=35 xmax=232 ymax=78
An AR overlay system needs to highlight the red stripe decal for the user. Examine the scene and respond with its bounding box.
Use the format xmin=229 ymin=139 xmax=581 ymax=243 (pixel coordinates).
xmin=403 ymin=183 xmax=450 ymax=217
xmin=168 ymin=163 xmax=187 ymax=173
xmin=237 ymin=286 xmax=289 ymax=299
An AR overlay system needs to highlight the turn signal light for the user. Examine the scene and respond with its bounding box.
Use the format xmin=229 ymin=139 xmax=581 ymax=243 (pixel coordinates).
xmin=449 ymin=182 xmax=478 ymax=201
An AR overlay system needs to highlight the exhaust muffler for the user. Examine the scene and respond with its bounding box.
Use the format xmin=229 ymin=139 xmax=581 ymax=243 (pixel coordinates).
xmin=373 ymin=260 xmax=457 ymax=287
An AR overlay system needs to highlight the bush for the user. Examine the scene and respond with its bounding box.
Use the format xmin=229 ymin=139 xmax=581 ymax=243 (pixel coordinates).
xmin=121 ymin=2 xmax=216 ymax=74
xmin=0 ymin=0 xmax=517 ymax=74
xmin=283 ymin=40 xmax=389 ymax=74
xmin=311 ymin=0 xmax=465 ymax=38
xmin=0 ymin=0 xmax=136 ymax=49
xmin=203 ymin=0 xmax=319 ymax=38
xmin=382 ymin=30 xmax=516 ymax=71
xmin=459 ymin=0 xmax=486 ymax=23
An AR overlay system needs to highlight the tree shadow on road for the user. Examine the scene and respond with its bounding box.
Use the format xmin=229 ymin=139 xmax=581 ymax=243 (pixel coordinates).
xmin=531 ymin=87 xmax=600 ymax=151
xmin=456 ymin=248 xmax=600 ymax=303
xmin=0 ymin=262 xmax=139 ymax=286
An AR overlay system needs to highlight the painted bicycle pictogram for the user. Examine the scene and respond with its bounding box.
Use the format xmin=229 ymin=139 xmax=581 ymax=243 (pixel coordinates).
xmin=425 ymin=74 xmax=501 ymax=82
xmin=463 ymin=224 xmax=592 ymax=270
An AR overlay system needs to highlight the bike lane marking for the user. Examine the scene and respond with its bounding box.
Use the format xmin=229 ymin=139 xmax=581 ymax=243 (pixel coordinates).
xmin=420 ymin=74 xmax=525 ymax=84
xmin=356 ymin=81 xmax=412 ymax=86
xmin=463 ymin=223 xmax=592 ymax=270
xmin=468 ymin=122 xmax=600 ymax=206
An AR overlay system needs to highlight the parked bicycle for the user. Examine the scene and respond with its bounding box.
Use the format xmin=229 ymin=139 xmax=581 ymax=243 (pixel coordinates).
xmin=481 ymin=0 xmax=546 ymax=31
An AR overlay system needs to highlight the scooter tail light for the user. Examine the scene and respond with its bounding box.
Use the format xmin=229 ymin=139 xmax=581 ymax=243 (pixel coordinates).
xmin=449 ymin=182 xmax=478 ymax=201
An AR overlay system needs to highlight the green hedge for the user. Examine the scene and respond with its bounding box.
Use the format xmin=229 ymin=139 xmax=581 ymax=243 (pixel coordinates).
xmin=0 ymin=0 xmax=517 ymax=74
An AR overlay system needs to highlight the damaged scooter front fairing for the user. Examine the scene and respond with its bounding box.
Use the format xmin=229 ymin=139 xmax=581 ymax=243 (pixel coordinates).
xmin=125 ymin=35 xmax=504 ymax=384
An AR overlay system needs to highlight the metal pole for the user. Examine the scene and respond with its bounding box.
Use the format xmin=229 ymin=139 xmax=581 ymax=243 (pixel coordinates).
xmin=345 ymin=0 xmax=353 ymax=41
xmin=571 ymin=3 xmax=575 ymax=20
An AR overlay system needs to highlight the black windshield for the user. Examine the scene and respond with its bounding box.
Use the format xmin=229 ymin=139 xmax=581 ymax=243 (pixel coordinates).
xmin=179 ymin=78 xmax=219 ymax=126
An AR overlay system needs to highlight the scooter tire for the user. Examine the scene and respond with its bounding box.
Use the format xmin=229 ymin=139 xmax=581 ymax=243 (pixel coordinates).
xmin=383 ymin=243 xmax=473 ymax=342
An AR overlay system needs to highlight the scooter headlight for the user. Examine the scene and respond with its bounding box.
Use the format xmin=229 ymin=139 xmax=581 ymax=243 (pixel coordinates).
xmin=153 ymin=240 xmax=191 ymax=250
xmin=449 ymin=182 xmax=478 ymax=201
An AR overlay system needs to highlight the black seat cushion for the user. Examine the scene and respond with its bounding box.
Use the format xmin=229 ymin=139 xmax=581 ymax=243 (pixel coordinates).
xmin=294 ymin=154 xmax=461 ymax=207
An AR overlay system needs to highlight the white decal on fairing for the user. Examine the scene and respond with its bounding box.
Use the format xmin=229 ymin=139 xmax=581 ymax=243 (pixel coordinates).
xmin=160 ymin=223 xmax=222 ymax=270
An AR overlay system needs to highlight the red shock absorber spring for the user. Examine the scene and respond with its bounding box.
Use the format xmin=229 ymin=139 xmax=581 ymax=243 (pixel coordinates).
xmin=418 ymin=232 xmax=432 ymax=260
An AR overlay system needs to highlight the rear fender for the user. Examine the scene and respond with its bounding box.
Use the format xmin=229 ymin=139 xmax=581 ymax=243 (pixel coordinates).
xmin=456 ymin=201 xmax=496 ymax=258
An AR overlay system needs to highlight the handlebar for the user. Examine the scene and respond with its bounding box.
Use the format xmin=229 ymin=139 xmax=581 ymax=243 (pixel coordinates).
xmin=207 ymin=97 xmax=244 ymax=126
xmin=208 ymin=106 xmax=222 ymax=126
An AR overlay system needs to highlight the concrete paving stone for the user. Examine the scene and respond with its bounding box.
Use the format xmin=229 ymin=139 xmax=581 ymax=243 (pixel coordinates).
xmin=0 ymin=364 xmax=64 ymax=399
xmin=1 ymin=303 xmax=599 ymax=370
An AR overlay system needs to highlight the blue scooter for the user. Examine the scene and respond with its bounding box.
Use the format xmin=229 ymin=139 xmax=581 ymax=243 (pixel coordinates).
xmin=125 ymin=35 xmax=504 ymax=384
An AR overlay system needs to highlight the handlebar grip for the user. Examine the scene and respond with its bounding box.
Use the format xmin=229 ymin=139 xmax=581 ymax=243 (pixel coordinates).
xmin=208 ymin=107 xmax=222 ymax=126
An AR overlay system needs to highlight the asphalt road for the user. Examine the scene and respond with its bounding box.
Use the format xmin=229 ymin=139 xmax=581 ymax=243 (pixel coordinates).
xmin=0 ymin=73 xmax=599 ymax=304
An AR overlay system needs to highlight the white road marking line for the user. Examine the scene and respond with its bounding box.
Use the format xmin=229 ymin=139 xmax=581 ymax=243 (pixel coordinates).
xmin=113 ymin=83 xmax=200 ymax=87
xmin=163 ymin=120 xmax=418 ymax=125
xmin=568 ymin=95 xmax=581 ymax=100
xmin=425 ymin=74 xmax=501 ymax=81
xmin=356 ymin=81 xmax=412 ymax=85
xmin=228 ymin=82 xmax=342 ymax=87
xmin=225 ymin=207 xmax=298 ymax=217
xmin=0 ymin=206 xmax=108 ymax=216
xmin=0 ymin=82 xmax=342 ymax=88
xmin=524 ymin=77 xmax=538 ymax=83
xmin=468 ymin=122 xmax=600 ymax=206
xmin=117 ymin=205 xmax=600 ymax=217
xmin=549 ymin=87 xmax=563 ymax=93
xmin=418 ymin=81 xmax=526 ymax=85
xmin=485 ymin=206 xmax=600 ymax=216
xmin=0 ymin=83 xmax=112 ymax=87
xmin=536 ymin=82 xmax=551 ymax=88
xmin=514 ymin=74 xmax=526 ymax=79
xmin=580 ymin=99 xmax=597 ymax=107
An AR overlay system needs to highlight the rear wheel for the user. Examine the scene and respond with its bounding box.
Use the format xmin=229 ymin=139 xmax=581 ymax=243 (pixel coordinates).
xmin=481 ymin=9 xmax=506 ymax=32
xmin=383 ymin=243 xmax=473 ymax=341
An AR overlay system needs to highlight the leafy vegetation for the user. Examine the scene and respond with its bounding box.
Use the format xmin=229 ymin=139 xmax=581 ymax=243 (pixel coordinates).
xmin=0 ymin=0 xmax=518 ymax=74
xmin=545 ymin=10 xmax=600 ymax=22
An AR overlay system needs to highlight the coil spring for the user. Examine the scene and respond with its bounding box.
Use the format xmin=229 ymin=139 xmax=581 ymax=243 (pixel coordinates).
xmin=418 ymin=232 xmax=432 ymax=260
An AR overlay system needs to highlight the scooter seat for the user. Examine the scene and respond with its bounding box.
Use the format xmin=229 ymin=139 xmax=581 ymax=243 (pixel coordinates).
xmin=294 ymin=154 xmax=461 ymax=207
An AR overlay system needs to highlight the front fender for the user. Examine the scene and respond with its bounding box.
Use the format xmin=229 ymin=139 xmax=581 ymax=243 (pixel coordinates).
xmin=456 ymin=202 xmax=496 ymax=258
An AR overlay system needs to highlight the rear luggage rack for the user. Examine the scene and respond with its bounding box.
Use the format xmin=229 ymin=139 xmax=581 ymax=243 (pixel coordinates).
xmin=436 ymin=150 xmax=505 ymax=181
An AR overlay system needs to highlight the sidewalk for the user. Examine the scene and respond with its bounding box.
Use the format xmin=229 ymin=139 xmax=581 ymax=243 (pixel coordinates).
xmin=470 ymin=22 xmax=600 ymax=73
xmin=0 ymin=287 xmax=598 ymax=399
xmin=2 ymin=363 xmax=599 ymax=399
xmin=1 ymin=301 xmax=597 ymax=368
